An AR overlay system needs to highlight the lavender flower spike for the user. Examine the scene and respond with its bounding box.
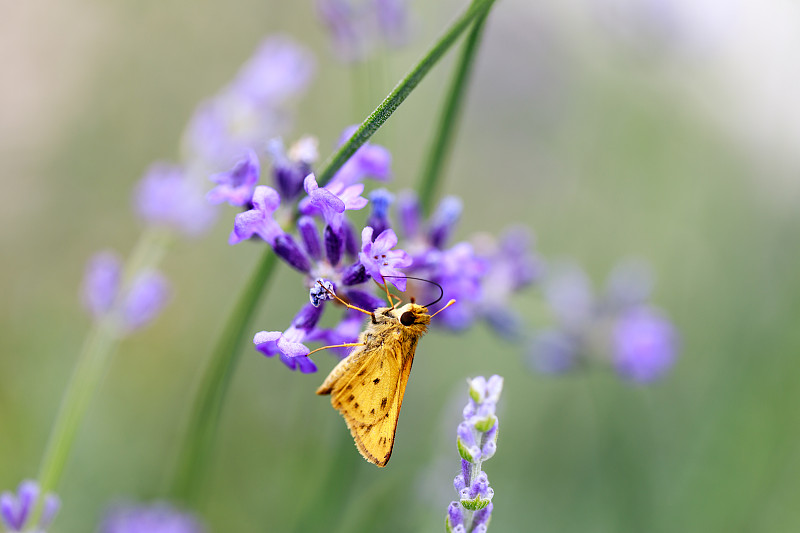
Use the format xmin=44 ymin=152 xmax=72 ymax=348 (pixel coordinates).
xmin=359 ymin=227 xmax=412 ymax=291
xmin=446 ymin=376 xmax=503 ymax=533
xmin=99 ymin=501 xmax=206 ymax=533
xmin=1 ymin=480 xmax=60 ymax=532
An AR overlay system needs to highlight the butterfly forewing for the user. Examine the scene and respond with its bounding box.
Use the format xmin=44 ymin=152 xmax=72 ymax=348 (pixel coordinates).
xmin=333 ymin=339 xmax=415 ymax=466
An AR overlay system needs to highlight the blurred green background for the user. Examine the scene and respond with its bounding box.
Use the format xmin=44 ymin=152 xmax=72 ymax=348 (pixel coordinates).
xmin=3 ymin=0 xmax=800 ymax=531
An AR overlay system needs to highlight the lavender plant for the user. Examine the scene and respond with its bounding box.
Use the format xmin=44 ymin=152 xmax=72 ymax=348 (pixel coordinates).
xmin=446 ymin=375 xmax=502 ymax=533
xmin=316 ymin=0 xmax=409 ymax=62
xmin=0 ymin=481 xmax=59 ymax=533
xmin=98 ymin=503 xmax=206 ymax=533
xmin=530 ymin=259 xmax=679 ymax=383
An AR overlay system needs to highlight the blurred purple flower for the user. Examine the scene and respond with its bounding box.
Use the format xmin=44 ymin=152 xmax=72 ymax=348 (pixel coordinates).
xmin=528 ymin=329 xmax=578 ymax=374
xmin=121 ymin=271 xmax=171 ymax=332
xmin=359 ymin=227 xmax=412 ymax=291
xmin=82 ymin=251 xmax=122 ymax=318
xmin=206 ymin=149 xmax=260 ymax=206
xmin=613 ymin=308 xmax=677 ymax=383
xmin=532 ymin=261 xmax=679 ymax=383
xmin=331 ymin=126 xmax=392 ymax=187
xmin=229 ymin=36 xmax=315 ymax=106
xmin=1 ymin=480 xmax=59 ymax=533
xmin=375 ymin=0 xmax=409 ymax=46
xmin=365 ymin=188 xmax=394 ymax=237
xmin=316 ymin=0 xmax=411 ymax=62
xmin=99 ymin=502 xmax=206 ymax=533
xmin=134 ymin=163 xmax=216 ymax=237
xmin=183 ymin=37 xmax=314 ymax=169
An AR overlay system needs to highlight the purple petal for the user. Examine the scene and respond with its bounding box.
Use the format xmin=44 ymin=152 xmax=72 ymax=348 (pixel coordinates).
xmin=277 ymin=335 xmax=311 ymax=357
xmin=122 ymin=271 xmax=171 ymax=332
xmin=254 ymin=331 xmax=282 ymax=357
xmin=39 ymin=494 xmax=61 ymax=529
xmin=81 ymin=251 xmax=122 ymax=318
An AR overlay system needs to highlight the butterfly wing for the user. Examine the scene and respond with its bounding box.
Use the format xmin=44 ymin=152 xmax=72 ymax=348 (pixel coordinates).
xmin=322 ymin=337 xmax=416 ymax=467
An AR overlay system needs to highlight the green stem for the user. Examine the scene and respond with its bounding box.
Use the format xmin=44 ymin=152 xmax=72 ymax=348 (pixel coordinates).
xmin=170 ymin=249 xmax=278 ymax=503
xmin=316 ymin=0 xmax=497 ymax=187
xmin=36 ymin=228 xmax=172 ymax=503
xmin=417 ymin=5 xmax=489 ymax=216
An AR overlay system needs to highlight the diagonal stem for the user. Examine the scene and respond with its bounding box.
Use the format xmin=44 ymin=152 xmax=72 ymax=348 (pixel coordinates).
xmin=316 ymin=0 xmax=497 ymax=187
xmin=417 ymin=3 xmax=490 ymax=216
xmin=170 ymin=249 xmax=278 ymax=503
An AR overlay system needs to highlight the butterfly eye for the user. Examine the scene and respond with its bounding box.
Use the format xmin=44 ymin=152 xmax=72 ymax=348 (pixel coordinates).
xmin=400 ymin=311 xmax=416 ymax=326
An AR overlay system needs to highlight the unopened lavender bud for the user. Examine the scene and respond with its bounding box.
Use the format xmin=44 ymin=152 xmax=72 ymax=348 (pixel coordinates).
xmin=324 ymin=225 xmax=343 ymax=266
xmin=446 ymin=501 xmax=464 ymax=532
xmin=297 ymin=216 xmax=322 ymax=260
xmin=457 ymin=422 xmax=480 ymax=462
xmin=341 ymin=262 xmax=369 ymax=286
xmin=273 ymin=233 xmax=311 ymax=273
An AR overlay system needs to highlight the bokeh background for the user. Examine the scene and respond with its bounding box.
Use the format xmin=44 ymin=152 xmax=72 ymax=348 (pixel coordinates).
xmin=3 ymin=0 xmax=800 ymax=531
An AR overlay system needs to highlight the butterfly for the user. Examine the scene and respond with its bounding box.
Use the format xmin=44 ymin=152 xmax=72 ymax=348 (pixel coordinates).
xmin=311 ymin=278 xmax=455 ymax=467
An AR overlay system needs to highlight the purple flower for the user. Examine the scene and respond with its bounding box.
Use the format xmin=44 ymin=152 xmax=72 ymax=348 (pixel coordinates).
xmin=375 ymin=0 xmax=409 ymax=46
xmin=267 ymin=136 xmax=318 ymax=201
xmin=81 ymin=251 xmax=122 ymax=318
xmin=428 ymin=196 xmax=462 ymax=249
xmin=206 ymin=149 xmax=260 ymax=206
xmin=316 ymin=0 xmax=366 ymax=62
xmin=254 ymin=303 xmax=323 ymax=373
xmin=182 ymin=37 xmax=314 ymax=169
xmin=542 ymin=262 xmax=595 ymax=329
xmin=534 ymin=260 xmax=679 ymax=383
xmin=228 ymin=36 xmax=315 ymax=107
xmin=99 ymin=502 xmax=206 ymax=533
xmin=121 ymin=271 xmax=171 ymax=332
xmin=331 ymin=125 xmax=392 ymax=187
xmin=365 ymin=188 xmax=394 ymax=237
xmin=528 ymin=329 xmax=578 ymax=375
xmin=316 ymin=0 xmax=411 ymax=62
xmin=134 ymin=163 xmax=216 ymax=237
xmin=80 ymin=251 xmax=171 ymax=333
xmin=359 ymin=227 xmax=412 ymax=291
xmin=228 ymin=185 xmax=285 ymax=245
xmin=301 ymin=173 xmax=368 ymax=231
xmin=1 ymin=480 xmax=60 ymax=532
xmin=613 ymin=308 xmax=677 ymax=383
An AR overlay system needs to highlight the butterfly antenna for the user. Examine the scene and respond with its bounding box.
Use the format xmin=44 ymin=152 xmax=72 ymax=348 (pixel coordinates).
xmin=430 ymin=299 xmax=456 ymax=318
xmin=381 ymin=275 xmax=445 ymax=308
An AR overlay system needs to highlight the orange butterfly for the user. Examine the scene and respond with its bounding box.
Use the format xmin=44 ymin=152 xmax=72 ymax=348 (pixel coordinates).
xmin=311 ymin=279 xmax=455 ymax=466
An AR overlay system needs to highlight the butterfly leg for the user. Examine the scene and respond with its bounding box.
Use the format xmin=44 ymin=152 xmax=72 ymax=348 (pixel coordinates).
xmin=307 ymin=342 xmax=366 ymax=356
